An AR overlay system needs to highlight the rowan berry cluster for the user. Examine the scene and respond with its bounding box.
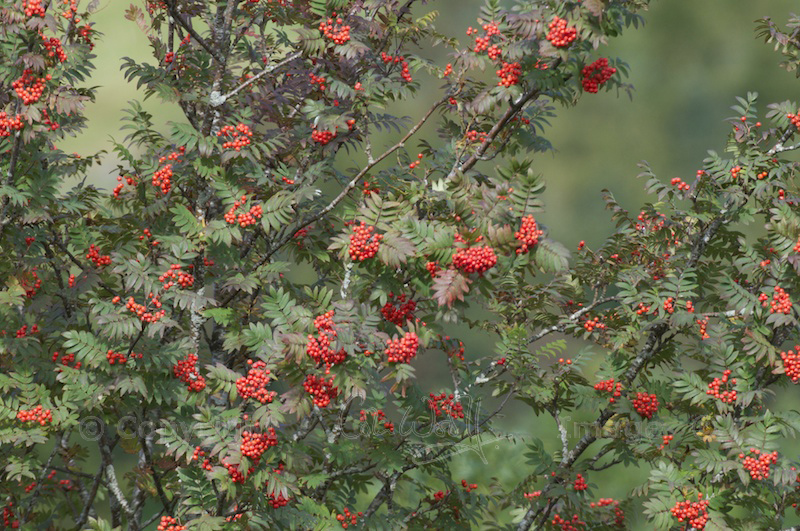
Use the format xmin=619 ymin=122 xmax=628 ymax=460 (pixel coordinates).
xmin=659 ymin=434 xmax=674 ymax=450
xmin=52 ymin=351 xmax=81 ymax=370
xmin=583 ymin=316 xmax=606 ymax=332
xmin=15 ymin=324 xmax=38 ymax=337
xmin=514 ymin=215 xmax=544 ymax=254
xmin=670 ymin=176 xmax=690 ymax=191
xmin=156 ymin=515 xmax=186 ymax=531
xmin=217 ymin=123 xmax=253 ymax=151
xmin=319 ymin=17 xmax=351 ymax=45
xmin=594 ymin=378 xmax=623 ymax=403
xmin=23 ymin=0 xmax=45 ymax=16
xmin=2 ymin=503 xmax=17 ymax=529
xmin=311 ymin=128 xmax=336 ymax=144
xmin=60 ymin=0 xmax=77 ymax=19
xmin=349 ymin=221 xmax=382 ymax=261
xmin=496 ymin=61 xmax=521 ymax=86
xmin=173 ymin=353 xmax=206 ymax=392
xmin=106 ymin=349 xmax=140 ymax=365
xmin=304 ymin=374 xmax=339 ymax=407
xmin=635 ymin=302 xmax=651 ymax=315
xmin=740 ymin=449 xmax=778 ymax=480
xmin=546 ymin=17 xmax=577 ymax=47
xmin=385 ymin=331 xmax=420 ymax=363
xmin=335 ymin=507 xmax=362 ymax=529
xmin=125 ymin=295 xmax=165 ymax=323
xmin=268 ymin=490 xmax=290 ymax=509
xmin=466 ymin=129 xmax=489 ymax=143
xmin=22 ymin=271 xmax=41 ymax=297
xmin=551 ymin=513 xmax=586 ymax=531
xmin=590 ymin=498 xmax=624 ymax=526
xmin=152 ymin=164 xmax=173 ymax=194
xmin=78 ymin=24 xmax=94 ymax=49
xmin=362 ymin=180 xmax=379 ymax=195
xmin=635 ymin=211 xmax=665 ymax=233
xmin=442 ymin=337 xmax=465 ymax=361
xmin=159 ymin=264 xmax=194 ymax=290
xmin=41 ymin=34 xmax=67 ymax=62
xmin=427 ymin=392 xmax=464 ymax=419
xmin=0 ymin=111 xmax=24 ymax=137
xmin=779 ymin=345 xmax=800 ymax=383
xmin=788 ymin=110 xmax=800 ymax=130
xmin=224 ymin=195 xmax=263 ymax=227
xmin=573 ymin=473 xmax=588 ymax=491
xmin=460 ymin=479 xmax=478 ymax=493
xmin=425 ymin=261 xmax=440 ymax=277
xmin=359 ymin=409 xmax=394 ymax=432
xmin=113 ymin=175 xmax=136 ymax=198
xmin=452 ymin=245 xmax=497 ymax=274
xmin=380 ymin=52 xmax=413 ymax=82
xmin=581 ymin=58 xmax=616 ymax=93
xmin=240 ymin=427 xmax=277 ymax=460
xmin=17 ymin=405 xmax=52 ymax=425
xmin=761 ymin=285 xmax=792 ymax=314
xmin=697 ymin=317 xmax=710 ymax=339
xmin=381 ymin=293 xmax=416 ymax=325
xmin=408 ymin=152 xmax=424 ymax=170
xmin=706 ymin=369 xmax=736 ymax=403
xmin=662 ymin=297 xmax=674 ymax=314
xmin=670 ymin=497 xmax=709 ymax=530
xmin=221 ymin=458 xmax=253 ymax=483
xmin=632 ymin=392 xmax=659 ymax=419
xmin=236 ymin=360 xmax=277 ymax=403
xmin=86 ymin=244 xmax=111 ymax=267
xmin=12 ymin=70 xmax=50 ymax=105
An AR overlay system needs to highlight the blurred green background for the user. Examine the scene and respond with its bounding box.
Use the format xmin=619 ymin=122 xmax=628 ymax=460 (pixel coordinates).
xmin=67 ymin=0 xmax=800 ymax=527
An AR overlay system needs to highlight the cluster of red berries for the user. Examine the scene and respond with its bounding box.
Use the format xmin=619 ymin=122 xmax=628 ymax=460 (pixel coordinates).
xmin=697 ymin=317 xmax=710 ymax=339
xmin=589 ymin=498 xmax=624 ymax=526
xmin=236 ymin=360 xmax=277 ymax=403
xmin=762 ymin=285 xmax=792 ymax=314
xmin=319 ymin=17 xmax=351 ymax=44
xmin=573 ymin=473 xmax=587 ymax=491
xmin=15 ymin=324 xmax=38 ymax=337
xmin=12 ymin=69 xmax=50 ymax=104
xmin=788 ymin=110 xmax=800 ymax=130
xmin=706 ymin=369 xmax=736 ymax=403
xmin=551 ymin=513 xmax=586 ymax=531
xmin=635 ymin=210 xmax=665 ymax=233
xmin=632 ymin=392 xmax=659 ymax=419
xmin=86 ymin=244 xmax=111 ymax=267
xmin=335 ymin=507 xmax=362 ymax=529
xmin=514 ymin=215 xmax=544 ymax=254
xmin=385 ymin=331 xmax=420 ymax=363
xmin=442 ymin=336 xmax=465 ymax=361
xmin=152 ymin=164 xmax=173 ymax=194
xmin=107 ymin=349 xmax=141 ymax=365
xmin=156 ymin=516 xmax=186 ymax=531
xmin=452 ymin=245 xmax=497 ymax=275
xmin=304 ymin=374 xmax=339 ymax=407
xmin=659 ymin=433 xmax=674 ymax=450
xmin=125 ymin=295 xmax=165 ymax=323
xmin=240 ymin=426 xmax=278 ymax=460
xmin=17 ymin=405 xmax=52 ymax=425
xmin=670 ymin=497 xmax=709 ymax=530
xmin=113 ymin=175 xmax=137 ymax=198
xmin=380 ymin=52 xmax=413 ymax=82
xmin=740 ymin=448 xmax=778 ymax=480
xmin=583 ymin=316 xmax=606 ymax=332
xmin=546 ymin=16 xmax=577 ymax=47
xmin=594 ymin=378 xmax=623 ymax=403
xmin=223 ymin=195 xmax=263 ymax=227
xmin=496 ymin=61 xmax=521 ymax=86
xmin=60 ymin=0 xmax=77 ymax=19
xmin=268 ymin=490 xmax=290 ymax=509
xmin=349 ymin=221 xmax=382 ymax=261
xmin=311 ymin=128 xmax=336 ymax=145
xmin=2 ymin=503 xmax=17 ymax=529
xmin=217 ymin=123 xmax=253 ymax=151
xmin=52 ymin=351 xmax=81 ymax=370
xmin=0 ymin=111 xmax=24 ymax=137
xmin=40 ymin=108 xmax=58 ymax=130
xmin=487 ymin=44 xmax=502 ymax=60
xmin=159 ymin=264 xmax=194 ymax=290
xmin=173 ymin=353 xmax=206 ymax=392
xmin=358 ymin=409 xmax=394 ymax=432
xmin=635 ymin=302 xmax=651 ymax=315
xmin=427 ymin=392 xmax=464 ymax=419
xmin=730 ymin=165 xmax=742 ymax=179
xmin=670 ymin=176 xmax=691 ymax=191
xmin=309 ymin=72 xmax=327 ymax=91
xmin=24 ymin=0 xmax=45 ymax=16
xmin=306 ymin=311 xmax=347 ymax=373
xmin=21 ymin=270 xmax=41 ymax=297
xmin=408 ymin=152 xmax=424 ymax=170
xmin=41 ymin=34 xmax=67 ymax=62
xmin=662 ymin=297 xmax=674 ymax=314
xmin=425 ymin=261 xmax=440 ymax=278
xmin=381 ymin=293 xmax=416 ymax=325
xmin=221 ymin=458 xmax=253 ymax=484
xmin=362 ymin=180 xmax=379 ymax=195
xmin=781 ymin=345 xmax=800 ymax=382
xmin=581 ymin=58 xmax=616 ymax=93
xmin=465 ymin=129 xmax=489 ymax=143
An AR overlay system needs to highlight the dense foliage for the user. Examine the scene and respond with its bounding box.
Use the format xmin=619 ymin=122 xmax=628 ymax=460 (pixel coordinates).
xmin=4 ymin=0 xmax=800 ymax=529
